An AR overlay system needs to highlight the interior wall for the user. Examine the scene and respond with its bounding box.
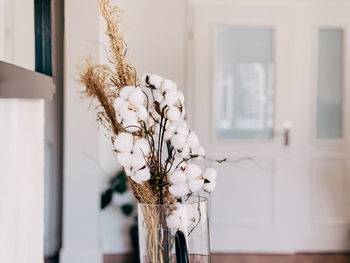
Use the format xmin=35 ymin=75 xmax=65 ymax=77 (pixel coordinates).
xmin=61 ymin=0 xmax=102 ymax=262
xmin=0 ymin=0 xmax=35 ymax=70
xmin=0 ymin=99 xmax=44 ymax=263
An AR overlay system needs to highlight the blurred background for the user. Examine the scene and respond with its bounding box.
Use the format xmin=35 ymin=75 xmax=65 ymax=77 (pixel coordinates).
xmin=1 ymin=0 xmax=350 ymax=263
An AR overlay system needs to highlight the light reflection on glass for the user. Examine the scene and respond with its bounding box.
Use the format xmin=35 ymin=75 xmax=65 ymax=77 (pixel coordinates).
xmin=215 ymin=28 xmax=274 ymax=139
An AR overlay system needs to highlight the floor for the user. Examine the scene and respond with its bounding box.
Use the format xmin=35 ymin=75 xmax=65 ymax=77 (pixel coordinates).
xmin=104 ymin=253 xmax=350 ymax=263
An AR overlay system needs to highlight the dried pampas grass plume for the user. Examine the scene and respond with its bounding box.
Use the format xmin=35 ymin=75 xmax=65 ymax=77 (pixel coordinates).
xmin=98 ymin=0 xmax=137 ymax=88
xmin=80 ymin=57 xmax=122 ymax=138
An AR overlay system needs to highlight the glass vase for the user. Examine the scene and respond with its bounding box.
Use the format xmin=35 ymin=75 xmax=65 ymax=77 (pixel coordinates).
xmin=138 ymin=196 xmax=210 ymax=263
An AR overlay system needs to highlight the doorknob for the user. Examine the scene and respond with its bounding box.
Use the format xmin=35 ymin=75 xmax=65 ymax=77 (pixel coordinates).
xmin=282 ymin=121 xmax=292 ymax=147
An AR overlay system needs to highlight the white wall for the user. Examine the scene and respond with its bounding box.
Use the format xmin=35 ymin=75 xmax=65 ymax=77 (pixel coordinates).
xmin=62 ymin=0 xmax=187 ymax=260
xmin=0 ymin=0 xmax=35 ymax=70
xmin=0 ymin=99 xmax=44 ymax=263
xmin=61 ymin=0 xmax=102 ymax=262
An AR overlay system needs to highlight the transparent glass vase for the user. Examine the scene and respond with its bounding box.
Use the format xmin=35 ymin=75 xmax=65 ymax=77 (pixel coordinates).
xmin=138 ymin=196 xmax=210 ymax=263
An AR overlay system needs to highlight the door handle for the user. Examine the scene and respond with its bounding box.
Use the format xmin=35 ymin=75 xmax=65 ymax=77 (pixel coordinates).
xmin=282 ymin=121 xmax=292 ymax=147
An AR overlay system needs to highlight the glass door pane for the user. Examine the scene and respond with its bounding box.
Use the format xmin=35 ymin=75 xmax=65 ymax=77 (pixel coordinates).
xmin=215 ymin=28 xmax=274 ymax=139
xmin=316 ymin=29 xmax=343 ymax=139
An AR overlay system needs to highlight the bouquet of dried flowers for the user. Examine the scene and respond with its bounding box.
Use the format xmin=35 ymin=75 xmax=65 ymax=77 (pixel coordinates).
xmin=81 ymin=0 xmax=217 ymax=207
xmin=81 ymin=0 xmax=217 ymax=260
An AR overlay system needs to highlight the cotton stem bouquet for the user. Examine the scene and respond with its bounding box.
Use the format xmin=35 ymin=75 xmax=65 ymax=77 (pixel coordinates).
xmin=81 ymin=0 xmax=217 ymax=260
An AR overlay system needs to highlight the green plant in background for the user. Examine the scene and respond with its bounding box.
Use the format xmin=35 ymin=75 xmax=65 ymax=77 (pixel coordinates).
xmin=101 ymin=170 xmax=139 ymax=261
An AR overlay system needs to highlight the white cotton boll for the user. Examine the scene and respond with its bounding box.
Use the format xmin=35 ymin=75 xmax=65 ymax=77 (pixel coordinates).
xmin=203 ymin=180 xmax=216 ymax=193
xmin=187 ymin=131 xmax=199 ymax=149
xmin=169 ymin=184 xmax=189 ymax=197
xmin=124 ymin=167 xmax=134 ymax=177
xmin=130 ymin=174 xmax=143 ymax=184
xmin=171 ymin=133 xmax=187 ymax=150
xmin=148 ymin=74 xmax=163 ymax=89
xmin=173 ymin=120 xmax=188 ymax=131
xmin=190 ymin=146 xmax=205 ymax=160
xmin=123 ymin=118 xmax=140 ymax=132
xmin=166 ymin=107 xmax=181 ymax=122
xmin=153 ymin=89 xmax=164 ymax=103
xmin=146 ymin=116 xmax=155 ymax=128
xmin=150 ymin=107 xmax=160 ymax=121
xmin=134 ymin=167 xmax=150 ymax=182
xmin=164 ymin=125 xmax=176 ymax=141
xmin=120 ymin=103 xmax=137 ymax=121
xmin=133 ymin=138 xmax=150 ymax=155
xmin=203 ymin=168 xmax=217 ymax=182
xmin=177 ymin=91 xmax=185 ymax=105
xmin=114 ymin=132 xmax=133 ymax=152
xmin=188 ymin=179 xmax=204 ymax=193
xmin=116 ymin=112 xmax=123 ymax=123
xmin=116 ymin=152 xmax=132 ymax=168
xmin=137 ymin=106 xmax=149 ymax=121
xmin=161 ymin=79 xmax=177 ymax=93
xmin=180 ymin=144 xmax=191 ymax=159
xmin=141 ymin=74 xmax=149 ymax=86
xmin=185 ymin=164 xmax=202 ymax=180
xmin=114 ymin=97 xmax=126 ymax=112
xmin=152 ymin=123 xmax=161 ymax=136
xmin=164 ymin=119 xmax=171 ymax=129
xmin=175 ymin=126 xmax=189 ymax=137
xmin=131 ymin=153 xmax=147 ymax=170
xmin=179 ymin=107 xmax=186 ymax=121
xmin=120 ymin=86 xmax=135 ymax=100
xmin=170 ymin=157 xmax=187 ymax=172
xmin=129 ymin=88 xmax=145 ymax=106
xmin=152 ymin=120 xmax=170 ymax=135
xmin=198 ymin=146 xmax=205 ymax=156
xmin=165 ymin=90 xmax=179 ymax=106
xmin=159 ymin=100 xmax=168 ymax=113
xmin=166 ymin=213 xmax=181 ymax=229
xmin=169 ymin=170 xmax=187 ymax=185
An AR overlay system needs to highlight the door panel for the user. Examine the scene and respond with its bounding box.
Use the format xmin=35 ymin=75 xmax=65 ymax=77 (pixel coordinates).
xmin=188 ymin=1 xmax=298 ymax=253
xmin=188 ymin=0 xmax=350 ymax=253
xmin=296 ymin=3 xmax=350 ymax=251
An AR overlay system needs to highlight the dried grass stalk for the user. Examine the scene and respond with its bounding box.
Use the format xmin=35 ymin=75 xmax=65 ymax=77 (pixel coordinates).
xmin=80 ymin=57 xmax=123 ymax=139
xmin=98 ymin=0 xmax=136 ymax=88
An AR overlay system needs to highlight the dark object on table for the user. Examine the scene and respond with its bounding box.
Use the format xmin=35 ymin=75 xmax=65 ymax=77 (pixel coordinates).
xmin=175 ymin=230 xmax=189 ymax=263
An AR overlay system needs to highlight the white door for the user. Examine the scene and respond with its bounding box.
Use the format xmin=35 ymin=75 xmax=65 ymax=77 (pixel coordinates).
xmin=187 ymin=0 xmax=350 ymax=253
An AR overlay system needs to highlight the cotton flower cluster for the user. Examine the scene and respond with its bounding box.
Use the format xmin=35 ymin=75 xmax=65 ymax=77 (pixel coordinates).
xmin=144 ymin=74 xmax=185 ymax=124
xmin=114 ymin=85 xmax=149 ymax=132
xmin=112 ymin=73 xmax=218 ymax=199
xmin=168 ymin=164 xmax=217 ymax=197
xmin=166 ymin=204 xmax=200 ymax=232
xmin=144 ymin=75 xmax=204 ymax=159
xmin=113 ymin=132 xmax=151 ymax=184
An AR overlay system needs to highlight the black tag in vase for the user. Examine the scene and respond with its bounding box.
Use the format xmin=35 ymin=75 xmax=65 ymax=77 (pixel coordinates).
xmin=175 ymin=230 xmax=189 ymax=263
